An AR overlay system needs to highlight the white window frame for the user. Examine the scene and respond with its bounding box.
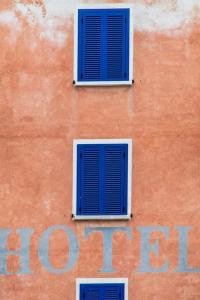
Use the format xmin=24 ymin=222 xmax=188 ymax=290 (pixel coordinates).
xmin=76 ymin=278 xmax=128 ymax=300
xmin=72 ymin=138 xmax=132 ymax=220
xmin=74 ymin=4 xmax=134 ymax=86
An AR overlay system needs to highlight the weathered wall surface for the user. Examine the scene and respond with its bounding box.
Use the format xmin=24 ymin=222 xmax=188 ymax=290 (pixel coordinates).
xmin=0 ymin=0 xmax=200 ymax=299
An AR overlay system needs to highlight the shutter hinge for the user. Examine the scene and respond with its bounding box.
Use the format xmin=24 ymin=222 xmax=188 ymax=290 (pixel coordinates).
xmin=81 ymin=17 xmax=84 ymax=24
xmin=122 ymin=206 xmax=125 ymax=212
xmin=119 ymin=291 xmax=122 ymax=298
xmin=83 ymin=291 xmax=85 ymax=299
xmin=125 ymin=17 xmax=126 ymax=24
xmin=124 ymin=72 xmax=127 ymax=78
xmin=81 ymin=73 xmax=83 ymax=79
xmin=80 ymin=152 xmax=83 ymax=159
xmin=79 ymin=207 xmax=82 ymax=213
xmin=123 ymin=152 xmax=126 ymax=158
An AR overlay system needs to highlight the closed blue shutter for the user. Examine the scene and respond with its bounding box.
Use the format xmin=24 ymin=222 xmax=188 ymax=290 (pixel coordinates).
xmin=106 ymin=13 xmax=129 ymax=80
xmin=80 ymin=285 xmax=101 ymax=300
xmin=103 ymin=284 xmax=124 ymax=300
xmin=77 ymin=145 xmax=101 ymax=215
xmin=79 ymin=13 xmax=101 ymax=81
xmin=78 ymin=9 xmax=130 ymax=82
xmin=80 ymin=284 xmax=124 ymax=300
xmin=77 ymin=144 xmax=128 ymax=216
xmin=103 ymin=145 xmax=128 ymax=215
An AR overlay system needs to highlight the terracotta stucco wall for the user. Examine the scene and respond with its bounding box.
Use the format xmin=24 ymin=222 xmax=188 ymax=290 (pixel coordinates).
xmin=0 ymin=0 xmax=200 ymax=299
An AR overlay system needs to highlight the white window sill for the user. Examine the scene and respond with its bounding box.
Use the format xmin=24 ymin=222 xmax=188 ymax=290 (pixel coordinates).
xmin=73 ymin=80 xmax=134 ymax=87
xmin=72 ymin=214 xmax=132 ymax=221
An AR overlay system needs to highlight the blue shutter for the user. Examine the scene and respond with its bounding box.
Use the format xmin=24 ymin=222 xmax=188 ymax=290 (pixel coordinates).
xmin=78 ymin=12 xmax=102 ymax=81
xmin=77 ymin=145 xmax=101 ymax=215
xmin=80 ymin=284 xmax=124 ymax=300
xmin=78 ymin=9 xmax=130 ymax=82
xmin=103 ymin=284 xmax=124 ymax=300
xmin=106 ymin=11 xmax=129 ymax=81
xmin=80 ymin=285 xmax=101 ymax=300
xmin=77 ymin=144 xmax=128 ymax=216
xmin=103 ymin=145 xmax=128 ymax=215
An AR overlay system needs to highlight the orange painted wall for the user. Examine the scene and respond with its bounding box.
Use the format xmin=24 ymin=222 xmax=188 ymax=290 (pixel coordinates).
xmin=0 ymin=0 xmax=200 ymax=299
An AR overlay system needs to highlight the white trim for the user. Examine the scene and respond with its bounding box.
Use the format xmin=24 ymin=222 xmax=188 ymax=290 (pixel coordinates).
xmin=72 ymin=139 xmax=132 ymax=220
xmin=76 ymin=278 xmax=128 ymax=300
xmin=73 ymin=4 xmax=134 ymax=86
xmin=73 ymin=215 xmax=131 ymax=220
xmin=74 ymin=81 xmax=133 ymax=86
xmin=74 ymin=6 xmax=78 ymax=85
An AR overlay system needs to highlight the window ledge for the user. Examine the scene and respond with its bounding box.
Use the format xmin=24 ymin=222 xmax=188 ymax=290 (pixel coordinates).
xmin=73 ymin=80 xmax=134 ymax=87
xmin=72 ymin=214 xmax=132 ymax=221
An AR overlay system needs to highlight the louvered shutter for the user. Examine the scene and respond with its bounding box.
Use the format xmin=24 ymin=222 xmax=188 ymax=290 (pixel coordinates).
xmin=106 ymin=11 xmax=129 ymax=81
xmin=103 ymin=145 xmax=128 ymax=215
xmin=80 ymin=285 xmax=101 ymax=300
xmin=103 ymin=284 xmax=124 ymax=300
xmin=78 ymin=13 xmax=102 ymax=81
xmin=77 ymin=145 xmax=101 ymax=215
xmin=80 ymin=284 xmax=124 ymax=300
xmin=77 ymin=144 xmax=128 ymax=216
xmin=78 ymin=9 xmax=130 ymax=82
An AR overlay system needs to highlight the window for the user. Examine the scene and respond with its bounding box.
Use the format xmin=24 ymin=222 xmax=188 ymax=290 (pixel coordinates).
xmin=73 ymin=139 xmax=132 ymax=220
xmin=74 ymin=5 xmax=133 ymax=86
xmin=76 ymin=278 xmax=128 ymax=300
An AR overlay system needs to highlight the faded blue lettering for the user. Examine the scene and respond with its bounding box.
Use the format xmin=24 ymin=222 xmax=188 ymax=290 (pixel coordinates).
xmin=85 ymin=226 xmax=132 ymax=273
xmin=0 ymin=228 xmax=34 ymax=275
xmin=175 ymin=226 xmax=200 ymax=272
xmin=137 ymin=226 xmax=169 ymax=273
xmin=38 ymin=225 xmax=79 ymax=274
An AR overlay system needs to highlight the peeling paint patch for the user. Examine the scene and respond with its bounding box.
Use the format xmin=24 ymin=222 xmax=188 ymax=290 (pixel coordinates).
xmin=0 ymin=10 xmax=21 ymax=30
xmin=15 ymin=2 xmax=45 ymax=25
xmin=1 ymin=1 xmax=200 ymax=47
xmin=44 ymin=0 xmax=200 ymax=33
xmin=39 ymin=29 xmax=67 ymax=47
xmin=134 ymin=0 xmax=200 ymax=32
xmin=45 ymin=0 xmax=79 ymax=18
xmin=15 ymin=1 xmax=69 ymax=47
xmin=0 ymin=10 xmax=21 ymax=43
